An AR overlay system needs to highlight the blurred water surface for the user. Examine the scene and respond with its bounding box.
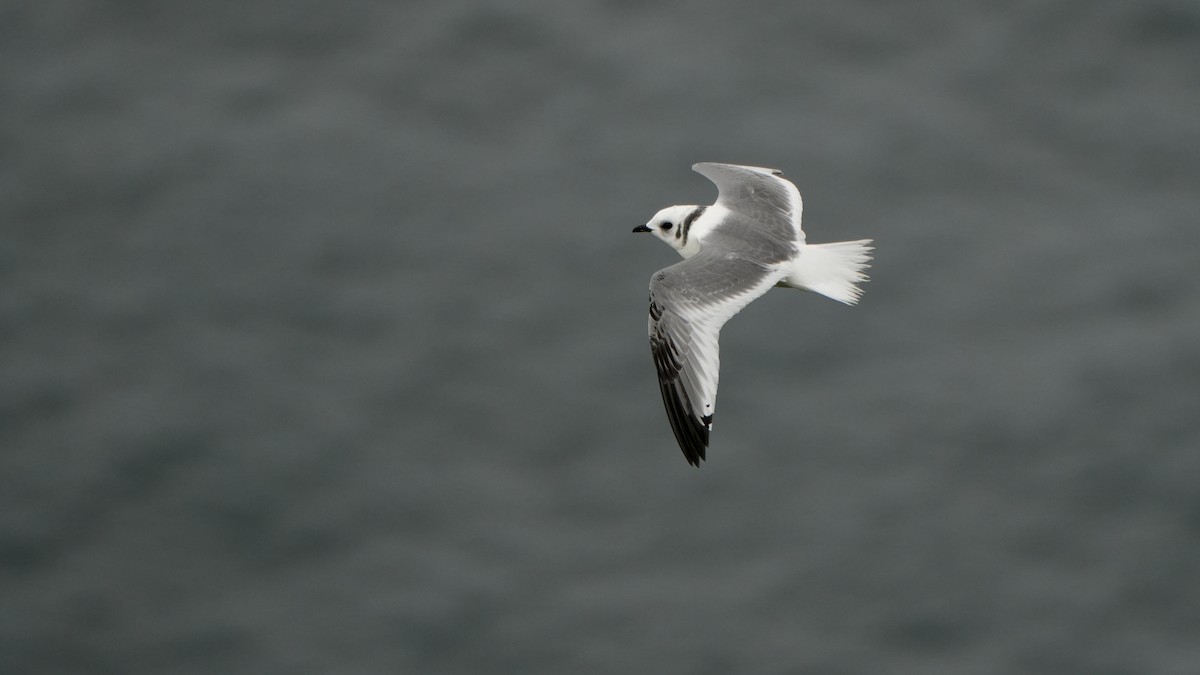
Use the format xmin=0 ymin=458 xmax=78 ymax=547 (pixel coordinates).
xmin=3 ymin=1 xmax=1200 ymax=673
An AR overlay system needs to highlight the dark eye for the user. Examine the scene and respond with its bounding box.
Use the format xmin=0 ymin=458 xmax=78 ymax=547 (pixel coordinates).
xmin=661 ymin=222 xmax=673 ymax=231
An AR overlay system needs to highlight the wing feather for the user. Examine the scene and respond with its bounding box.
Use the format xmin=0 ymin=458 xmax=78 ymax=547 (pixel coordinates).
xmin=647 ymin=251 xmax=786 ymax=465
xmin=693 ymin=162 xmax=805 ymax=247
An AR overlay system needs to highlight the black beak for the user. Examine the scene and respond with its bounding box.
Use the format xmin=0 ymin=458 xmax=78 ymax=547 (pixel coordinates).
xmin=632 ymin=224 xmax=651 ymax=233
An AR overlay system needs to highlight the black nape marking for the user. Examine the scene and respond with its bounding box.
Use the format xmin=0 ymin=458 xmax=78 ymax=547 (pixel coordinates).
xmin=681 ymin=205 xmax=707 ymax=245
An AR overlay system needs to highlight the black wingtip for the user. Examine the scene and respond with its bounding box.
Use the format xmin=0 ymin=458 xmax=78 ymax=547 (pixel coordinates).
xmin=668 ymin=403 xmax=710 ymax=467
xmin=655 ymin=376 xmax=709 ymax=466
xmin=655 ymin=376 xmax=710 ymax=467
xmin=650 ymin=327 xmax=713 ymax=467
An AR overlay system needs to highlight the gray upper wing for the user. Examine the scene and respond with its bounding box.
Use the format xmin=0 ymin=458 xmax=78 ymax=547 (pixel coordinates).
xmin=692 ymin=162 xmax=805 ymax=249
xmin=647 ymin=250 xmax=787 ymax=465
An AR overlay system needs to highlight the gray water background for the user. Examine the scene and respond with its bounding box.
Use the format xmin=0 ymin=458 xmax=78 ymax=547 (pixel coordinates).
xmin=3 ymin=2 xmax=1200 ymax=673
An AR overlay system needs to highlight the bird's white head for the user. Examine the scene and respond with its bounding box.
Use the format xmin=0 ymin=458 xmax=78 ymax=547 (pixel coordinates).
xmin=633 ymin=205 xmax=707 ymax=258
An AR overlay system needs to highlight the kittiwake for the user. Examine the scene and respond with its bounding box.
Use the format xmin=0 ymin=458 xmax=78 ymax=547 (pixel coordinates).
xmin=633 ymin=162 xmax=873 ymax=466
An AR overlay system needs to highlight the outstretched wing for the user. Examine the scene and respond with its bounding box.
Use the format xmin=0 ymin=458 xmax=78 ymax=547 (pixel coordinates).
xmin=693 ymin=162 xmax=805 ymax=247
xmin=648 ymin=250 xmax=788 ymax=465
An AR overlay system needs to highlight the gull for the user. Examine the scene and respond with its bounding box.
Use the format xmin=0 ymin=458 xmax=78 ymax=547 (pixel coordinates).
xmin=633 ymin=163 xmax=873 ymax=466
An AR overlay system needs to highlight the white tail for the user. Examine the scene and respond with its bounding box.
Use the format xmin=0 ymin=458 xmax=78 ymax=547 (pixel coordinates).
xmin=782 ymin=239 xmax=874 ymax=305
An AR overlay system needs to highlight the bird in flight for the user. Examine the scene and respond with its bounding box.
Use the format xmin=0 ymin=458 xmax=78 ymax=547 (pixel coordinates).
xmin=633 ymin=163 xmax=873 ymax=466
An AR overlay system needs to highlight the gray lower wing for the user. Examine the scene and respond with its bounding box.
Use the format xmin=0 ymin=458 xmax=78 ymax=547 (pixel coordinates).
xmin=647 ymin=252 xmax=783 ymax=465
